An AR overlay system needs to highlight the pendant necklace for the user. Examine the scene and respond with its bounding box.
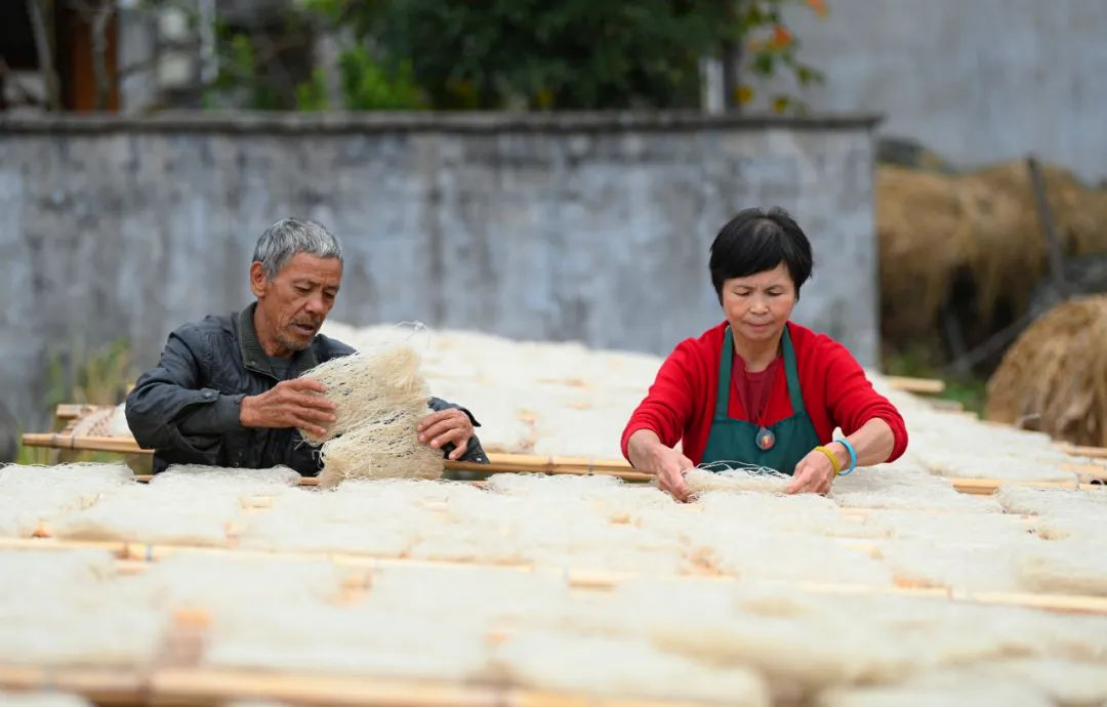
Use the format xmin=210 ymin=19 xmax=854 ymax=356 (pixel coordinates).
xmin=743 ymin=354 xmax=780 ymax=452
xmin=756 ymin=425 xmax=776 ymax=451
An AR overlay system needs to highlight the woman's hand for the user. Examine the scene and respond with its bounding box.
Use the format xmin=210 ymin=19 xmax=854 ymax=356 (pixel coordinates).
xmin=787 ymin=447 xmax=837 ymax=495
xmin=653 ymin=447 xmax=695 ymax=502
xmin=627 ymin=429 xmax=694 ymax=502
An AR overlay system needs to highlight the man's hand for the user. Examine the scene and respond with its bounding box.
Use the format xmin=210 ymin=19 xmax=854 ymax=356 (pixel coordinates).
xmin=239 ymin=378 xmax=337 ymax=438
xmin=418 ymin=408 xmax=474 ymax=460
xmin=787 ymin=447 xmax=837 ymax=495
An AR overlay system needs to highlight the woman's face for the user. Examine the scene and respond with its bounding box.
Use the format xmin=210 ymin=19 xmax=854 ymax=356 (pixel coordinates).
xmin=720 ymin=262 xmax=797 ymax=345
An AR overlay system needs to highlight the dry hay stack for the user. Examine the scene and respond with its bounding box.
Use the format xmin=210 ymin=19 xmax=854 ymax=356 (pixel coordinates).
xmin=985 ymin=295 xmax=1107 ymax=448
xmin=877 ymin=165 xmax=989 ymax=338
xmin=877 ymin=160 xmax=1107 ymax=341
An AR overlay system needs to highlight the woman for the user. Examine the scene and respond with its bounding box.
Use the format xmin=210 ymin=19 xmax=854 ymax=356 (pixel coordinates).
xmin=622 ymin=207 xmax=908 ymax=500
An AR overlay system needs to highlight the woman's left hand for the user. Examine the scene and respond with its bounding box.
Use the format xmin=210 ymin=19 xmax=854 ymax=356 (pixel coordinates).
xmin=787 ymin=448 xmax=836 ymax=495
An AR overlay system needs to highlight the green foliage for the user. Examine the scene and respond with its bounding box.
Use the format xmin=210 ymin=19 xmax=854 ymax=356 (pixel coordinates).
xmin=295 ymin=47 xmax=426 ymax=111
xmin=338 ymin=47 xmax=425 ymax=110
xmin=45 ymin=338 xmax=134 ymax=411
xmin=203 ymin=0 xmax=825 ymax=112
xmin=295 ymin=69 xmax=331 ymax=111
xmin=883 ymin=343 xmax=988 ymax=416
xmin=206 ymin=29 xmax=285 ymax=110
xmin=735 ymin=0 xmax=826 ymax=113
xmin=19 ymin=339 xmax=147 ymax=470
xmin=358 ymin=0 xmax=731 ymax=110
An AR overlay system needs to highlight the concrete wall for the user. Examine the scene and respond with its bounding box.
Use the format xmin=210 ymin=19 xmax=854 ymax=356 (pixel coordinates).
xmin=0 ymin=112 xmax=878 ymax=425
xmin=761 ymin=0 xmax=1107 ymax=184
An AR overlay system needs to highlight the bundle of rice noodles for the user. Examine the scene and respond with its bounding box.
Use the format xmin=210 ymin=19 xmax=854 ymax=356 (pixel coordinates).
xmin=684 ymin=464 xmax=792 ymax=496
xmin=0 ymin=691 xmax=91 ymax=707
xmin=149 ymin=464 xmax=301 ymax=494
xmin=0 ymin=549 xmax=167 ymax=666
xmin=203 ymin=605 xmax=490 ymax=683
xmin=0 ymin=463 xmax=134 ymax=537
xmin=49 ymin=484 xmax=240 ymax=546
xmin=494 ymin=630 xmax=769 ymax=705
xmin=298 ymin=339 xmax=442 ymax=486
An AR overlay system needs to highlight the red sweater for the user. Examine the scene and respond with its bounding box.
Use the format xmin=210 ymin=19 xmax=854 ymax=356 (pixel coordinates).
xmin=621 ymin=321 xmax=908 ymax=465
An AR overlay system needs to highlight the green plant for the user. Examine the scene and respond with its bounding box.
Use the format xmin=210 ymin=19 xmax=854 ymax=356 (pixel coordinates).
xmin=45 ymin=338 xmax=134 ymax=411
xmin=211 ymin=0 xmax=827 ymax=112
xmin=737 ymin=0 xmax=827 ymax=113
xmin=883 ymin=343 xmax=988 ymax=416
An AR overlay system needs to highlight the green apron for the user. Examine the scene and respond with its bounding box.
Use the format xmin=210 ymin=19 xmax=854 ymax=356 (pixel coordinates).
xmin=700 ymin=326 xmax=821 ymax=476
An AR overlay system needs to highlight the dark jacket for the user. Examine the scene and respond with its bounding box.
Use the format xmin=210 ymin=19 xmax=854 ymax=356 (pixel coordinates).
xmin=126 ymin=304 xmax=488 ymax=475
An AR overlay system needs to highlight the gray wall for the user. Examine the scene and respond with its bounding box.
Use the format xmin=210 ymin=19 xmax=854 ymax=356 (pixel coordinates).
xmin=0 ymin=113 xmax=878 ymax=425
xmin=761 ymin=0 xmax=1107 ymax=184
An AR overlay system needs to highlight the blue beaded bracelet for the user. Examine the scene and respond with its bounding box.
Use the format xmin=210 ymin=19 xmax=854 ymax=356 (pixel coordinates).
xmin=833 ymin=438 xmax=858 ymax=475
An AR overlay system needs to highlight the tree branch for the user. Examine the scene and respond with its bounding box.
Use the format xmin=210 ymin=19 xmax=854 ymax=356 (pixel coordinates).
xmin=0 ymin=57 xmax=45 ymax=106
xmin=26 ymin=0 xmax=61 ymax=110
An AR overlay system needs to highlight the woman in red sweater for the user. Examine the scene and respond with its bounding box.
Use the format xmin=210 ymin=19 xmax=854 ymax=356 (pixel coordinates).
xmin=623 ymin=207 xmax=908 ymax=500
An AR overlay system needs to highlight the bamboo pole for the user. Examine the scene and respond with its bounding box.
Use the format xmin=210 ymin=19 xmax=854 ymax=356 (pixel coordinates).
xmin=947 ymin=477 xmax=1105 ymax=495
xmin=19 ymin=432 xmax=652 ymax=481
xmin=1058 ymin=443 xmax=1107 ymax=460
xmin=0 ymin=665 xmax=144 ymax=705
xmin=0 ymin=663 xmax=692 ymax=708
xmin=7 ymin=535 xmax=1107 ymax=618
xmin=148 ymin=667 xmax=501 ymax=707
xmin=884 ymin=376 xmax=945 ymax=394
xmin=54 ymin=403 xmax=104 ymax=421
xmin=21 ymin=433 xmax=149 ymax=455
xmin=21 ymin=434 xmax=1107 ymax=492
xmin=964 ymin=591 xmax=1107 ymax=616
xmin=19 ymin=434 xmax=632 ymax=471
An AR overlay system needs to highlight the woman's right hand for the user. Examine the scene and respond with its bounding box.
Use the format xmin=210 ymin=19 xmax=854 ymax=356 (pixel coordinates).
xmin=654 ymin=448 xmax=695 ymax=502
xmin=627 ymin=430 xmax=694 ymax=502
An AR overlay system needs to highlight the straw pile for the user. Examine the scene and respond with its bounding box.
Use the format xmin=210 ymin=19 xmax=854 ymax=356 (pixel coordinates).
xmin=985 ymin=296 xmax=1107 ymax=447
xmin=877 ymin=160 xmax=1107 ymax=343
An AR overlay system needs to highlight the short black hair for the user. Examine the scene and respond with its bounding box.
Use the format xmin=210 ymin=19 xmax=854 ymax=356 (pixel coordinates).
xmin=709 ymin=207 xmax=814 ymax=301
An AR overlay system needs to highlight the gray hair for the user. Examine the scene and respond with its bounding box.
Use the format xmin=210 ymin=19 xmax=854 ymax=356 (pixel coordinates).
xmin=252 ymin=218 xmax=343 ymax=279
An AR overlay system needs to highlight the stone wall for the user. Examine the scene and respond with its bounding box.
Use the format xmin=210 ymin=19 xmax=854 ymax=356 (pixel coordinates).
xmin=0 ymin=112 xmax=878 ymax=425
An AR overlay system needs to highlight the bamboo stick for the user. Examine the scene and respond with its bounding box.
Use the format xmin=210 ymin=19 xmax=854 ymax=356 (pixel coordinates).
xmin=503 ymin=687 xmax=678 ymax=707
xmin=149 ymin=667 xmax=695 ymax=707
xmin=946 ymin=477 xmax=1106 ymax=495
xmin=0 ymin=663 xmax=691 ymax=708
xmin=54 ymin=403 xmax=106 ymax=421
xmin=962 ymin=591 xmax=1107 ymax=616
xmin=19 ymin=432 xmax=653 ymax=481
xmin=0 ymin=665 xmax=145 ymax=705
xmin=21 ymin=433 xmax=149 ymax=455
xmin=1058 ymin=443 xmax=1107 ymax=460
xmin=447 ymin=459 xmax=649 ymax=482
xmin=884 ymin=376 xmax=945 ymax=394
xmin=0 ymin=537 xmax=130 ymax=556
xmin=1063 ymin=462 xmax=1107 ymax=485
xmin=8 ymin=536 xmax=1107 ymax=618
xmin=22 ymin=432 xmax=1107 ymax=492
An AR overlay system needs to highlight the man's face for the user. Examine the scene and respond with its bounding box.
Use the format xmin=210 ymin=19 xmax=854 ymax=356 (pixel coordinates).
xmin=251 ymin=253 xmax=343 ymax=355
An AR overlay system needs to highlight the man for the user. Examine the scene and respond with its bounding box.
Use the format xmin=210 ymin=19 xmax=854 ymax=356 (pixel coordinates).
xmin=126 ymin=218 xmax=488 ymax=476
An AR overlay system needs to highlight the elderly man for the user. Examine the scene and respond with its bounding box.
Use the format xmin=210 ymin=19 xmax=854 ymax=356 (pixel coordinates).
xmin=126 ymin=218 xmax=488 ymax=476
